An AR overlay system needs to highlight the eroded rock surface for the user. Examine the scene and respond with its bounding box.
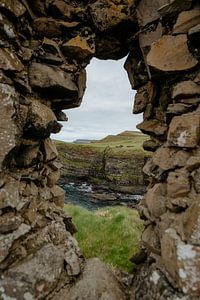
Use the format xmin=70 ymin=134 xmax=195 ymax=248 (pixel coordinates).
xmin=0 ymin=0 xmax=200 ymax=299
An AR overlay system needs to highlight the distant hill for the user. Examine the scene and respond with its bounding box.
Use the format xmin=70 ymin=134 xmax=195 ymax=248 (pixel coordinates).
xmin=73 ymin=139 xmax=92 ymax=144
xmin=94 ymin=131 xmax=143 ymax=143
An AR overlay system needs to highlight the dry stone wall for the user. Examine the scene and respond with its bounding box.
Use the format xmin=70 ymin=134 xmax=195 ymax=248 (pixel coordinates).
xmin=0 ymin=0 xmax=200 ymax=299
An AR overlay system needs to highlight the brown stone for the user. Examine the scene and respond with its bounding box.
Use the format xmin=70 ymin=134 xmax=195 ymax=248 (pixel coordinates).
xmin=173 ymin=5 xmax=200 ymax=34
xmin=133 ymin=82 xmax=154 ymax=114
xmin=0 ymin=176 xmax=21 ymax=210
xmin=186 ymin=156 xmax=200 ymax=171
xmin=143 ymin=158 xmax=165 ymax=180
xmin=141 ymin=224 xmax=160 ymax=255
xmin=43 ymin=138 xmax=58 ymax=162
xmin=14 ymin=143 xmax=40 ymax=168
xmin=147 ymin=35 xmax=198 ymax=72
xmin=168 ymin=197 xmax=192 ymax=211
xmin=1 ymin=244 xmax=65 ymax=299
xmin=188 ymin=23 xmax=200 ymax=40
xmin=158 ymin=0 xmax=192 ymax=17
xmin=192 ymin=167 xmax=200 ymax=193
xmin=0 ymin=48 xmax=24 ymax=72
xmin=136 ymin=0 xmax=169 ymax=27
xmin=0 ymin=223 xmax=30 ymax=263
xmin=175 ymin=200 xmax=200 ymax=244
xmin=50 ymin=185 xmax=65 ymax=207
xmin=24 ymin=100 xmax=61 ymax=139
xmin=48 ymin=0 xmax=83 ymax=21
xmin=95 ymin=35 xmax=128 ymax=60
xmin=47 ymin=168 xmax=60 ymax=188
xmin=161 ymin=228 xmax=200 ymax=296
xmin=167 ymin=113 xmax=200 ymax=148
xmin=167 ymin=103 xmax=194 ymax=115
xmin=54 ymin=258 xmax=126 ymax=300
xmin=33 ymin=17 xmax=79 ymax=38
xmin=152 ymin=146 xmax=190 ymax=171
xmin=172 ymin=80 xmax=200 ymax=99
xmin=90 ymin=0 xmax=135 ymax=32
xmin=0 ymin=213 xmax=22 ymax=234
xmin=137 ymin=119 xmax=167 ymax=136
xmin=0 ymin=13 xmax=16 ymax=39
xmin=139 ymin=23 xmax=163 ymax=49
xmin=0 ymin=84 xmax=17 ymax=169
xmin=143 ymin=138 xmax=162 ymax=152
xmin=124 ymin=52 xmax=149 ymax=89
xmin=167 ymin=170 xmax=190 ymax=198
xmin=145 ymin=183 xmax=167 ymax=219
xmin=62 ymin=35 xmax=95 ymax=62
xmin=0 ymin=0 xmax=26 ymax=17
xmin=29 ymin=63 xmax=78 ymax=99
xmin=54 ymin=110 xmax=68 ymax=121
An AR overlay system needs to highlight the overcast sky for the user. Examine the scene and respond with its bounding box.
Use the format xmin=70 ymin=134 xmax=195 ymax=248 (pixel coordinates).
xmin=52 ymin=57 xmax=143 ymax=142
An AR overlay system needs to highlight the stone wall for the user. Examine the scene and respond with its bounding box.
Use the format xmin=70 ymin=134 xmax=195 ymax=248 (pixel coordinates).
xmin=0 ymin=0 xmax=200 ymax=299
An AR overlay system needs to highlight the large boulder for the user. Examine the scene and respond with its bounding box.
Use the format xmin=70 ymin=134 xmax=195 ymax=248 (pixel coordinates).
xmin=53 ymin=258 xmax=126 ymax=300
xmin=90 ymin=0 xmax=136 ymax=32
xmin=147 ymin=35 xmax=198 ymax=72
xmin=29 ymin=63 xmax=78 ymax=99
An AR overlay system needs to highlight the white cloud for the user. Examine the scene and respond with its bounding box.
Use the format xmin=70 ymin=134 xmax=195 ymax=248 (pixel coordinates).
xmin=51 ymin=57 xmax=143 ymax=142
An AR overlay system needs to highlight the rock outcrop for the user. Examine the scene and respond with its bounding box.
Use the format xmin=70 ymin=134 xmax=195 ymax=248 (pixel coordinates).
xmin=0 ymin=0 xmax=200 ymax=299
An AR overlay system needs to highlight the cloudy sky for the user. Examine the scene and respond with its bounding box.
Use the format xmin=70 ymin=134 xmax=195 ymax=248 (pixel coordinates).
xmin=51 ymin=57 xmax=143 ymax=142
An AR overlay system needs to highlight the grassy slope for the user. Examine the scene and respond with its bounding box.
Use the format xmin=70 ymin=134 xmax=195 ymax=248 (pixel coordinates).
xmin=55 ymin=131 xmax=148 ymax=158
xmin=64 ymin=204 xmax=144 ymax=272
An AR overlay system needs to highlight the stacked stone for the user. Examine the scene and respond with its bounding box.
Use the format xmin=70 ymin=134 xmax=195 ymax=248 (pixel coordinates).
xmin=0 ymin=1 xmax=88 ymax=299
xmin=0 ymin=0 xmax=200 ymax=299
xmin=126 ymin=1 xmax=200 ymax=299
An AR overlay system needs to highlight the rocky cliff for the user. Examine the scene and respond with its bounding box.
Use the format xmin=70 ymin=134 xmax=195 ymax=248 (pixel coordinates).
xmin=57 ymin=131 xmax=149 ymax=194
xmin=0 ymin=0 xmax=200 ymax=299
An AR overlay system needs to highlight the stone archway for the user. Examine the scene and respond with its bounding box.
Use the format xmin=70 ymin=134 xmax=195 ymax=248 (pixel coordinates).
xmin=0 ymin=0 xmax=200 ymax=299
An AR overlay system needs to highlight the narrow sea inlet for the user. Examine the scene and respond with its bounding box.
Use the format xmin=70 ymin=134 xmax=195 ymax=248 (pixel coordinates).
xmin=63 ymin=182 xmax=143 ymax=211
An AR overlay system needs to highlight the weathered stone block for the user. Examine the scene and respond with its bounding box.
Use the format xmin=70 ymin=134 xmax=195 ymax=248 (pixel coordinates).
xmin=50 ymin=185 xmax=65 ymax=207
xmin=153 ymin=146 xmax=190 ymax=171
xmin=24 ymin=100 xmax=61 ymax=139
xmin=0 ymin=48 xmax=23 ymax=72
xmin=167 ymin=170 xmax=190 ymax=198
xmin=0 ymin=223 xmax=30 ymax=263
xmin=137 ymin=119 xmax=167 ymax=136
xmin=145 ymin=183 xmax=167 ymax=219
xmin=53 ymin=258 xmax=126 ymax=300
xmin=158 ymin=0 xmax=192 ymax=17
xmin=0 ymin=84 xmax=17 ymax=169
xmin=173 ymin=5 xmax=200 ymax=34
xmin=0 ymin=0 xmax=26 ymax=17
xmin=172 ymin=80 xmax=200 ymax=99
xmin=161 ymin=228 xmax=200 ymax=296
xmin=43 ymin=138 xmax=58 ymax=162
xmin=133 ymin=82 xmax=154 ymax=114
xmin=62 ymin=35 xmax=95 ymax=62
xmin=29 ymin=63 xmax=78 ymax=99
xmin=136 ymin=0 xmax=169 ymax=27
xmin=141 ymin=224 xmax=160 ymax=255
xmin=33 ymin=17 xmax=79 ymax=38
xmin=90 ymin=0 xmax=135 ymax=32
xmin=147 ymin=35 xmax=198 ymax=72
xmin=167 ymin=113 xmax=200 ymax=148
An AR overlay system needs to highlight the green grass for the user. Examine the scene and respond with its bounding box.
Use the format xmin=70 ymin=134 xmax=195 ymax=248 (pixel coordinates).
xmin=64 ymin=204 xmax=144 ymax=272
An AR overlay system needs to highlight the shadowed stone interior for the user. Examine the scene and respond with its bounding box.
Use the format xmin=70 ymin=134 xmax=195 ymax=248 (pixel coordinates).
xmin=0 ymin=0 xmax=200 ymax=299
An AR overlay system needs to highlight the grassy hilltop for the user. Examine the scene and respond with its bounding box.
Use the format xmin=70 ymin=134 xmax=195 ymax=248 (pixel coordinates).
xmin=56 ymin=131 xmax=149 ymax=194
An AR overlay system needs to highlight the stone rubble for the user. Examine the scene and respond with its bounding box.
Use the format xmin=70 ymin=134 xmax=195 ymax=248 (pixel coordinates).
xmin=0 ymin=0 xmax=200 ymax=299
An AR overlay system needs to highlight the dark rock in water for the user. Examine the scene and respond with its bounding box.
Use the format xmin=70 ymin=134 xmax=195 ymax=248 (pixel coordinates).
xmin=63 ymin=182 xmax=143 ymax=211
